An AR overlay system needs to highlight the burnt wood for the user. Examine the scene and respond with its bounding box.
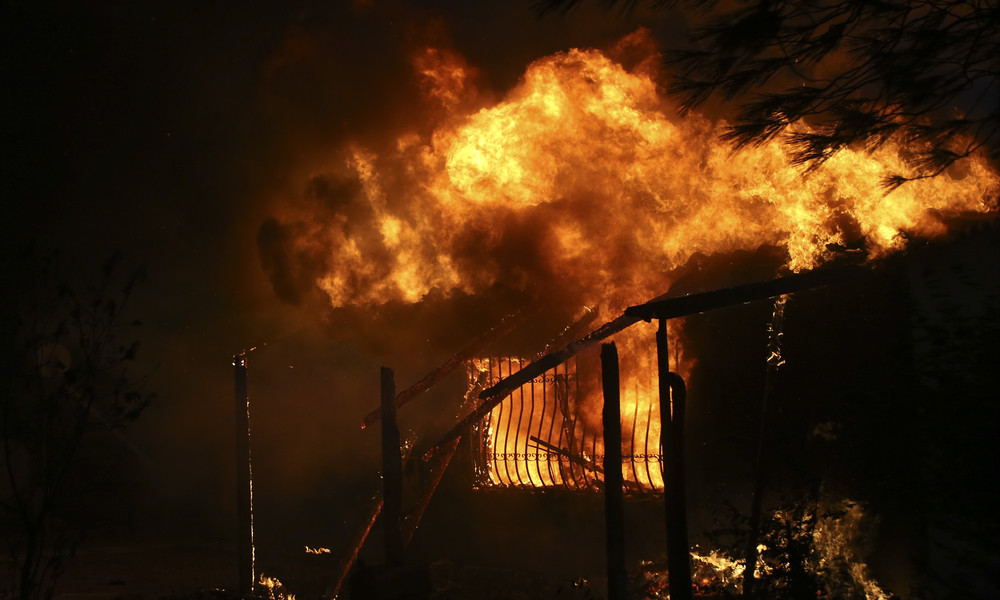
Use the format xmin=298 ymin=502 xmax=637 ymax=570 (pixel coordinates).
xmin=381 ymin=367 xmax=404 ymax=566
xmin=625 ymin=264 xmax=870 ymax=321
xmin=424 ymin=264 xmax=872 ymax=460
xmin=233 ymin=353 xmax=254 ymax=596
xmin=328 ymin=442 xmax=416 ymax=599
xmin=602 ymin=343 xmax=628 ymax=600
xmin=657 ymin=320 xmax=693 ymax=600
xmin=401 ymin=438 xmax=461 ymax=547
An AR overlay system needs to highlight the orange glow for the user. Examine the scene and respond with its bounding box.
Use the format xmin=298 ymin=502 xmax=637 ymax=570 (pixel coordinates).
xmin=303 ymin=36 xmax=995 ymax=314
xmin=285 ymin=33 xmax=996 ymax=489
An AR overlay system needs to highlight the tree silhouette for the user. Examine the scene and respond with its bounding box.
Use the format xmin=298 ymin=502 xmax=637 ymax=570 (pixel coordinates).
xmin=536 ymin=0 xmax=998 ymax=188
xmin=1 ymin=250 xmax=154 ymax=600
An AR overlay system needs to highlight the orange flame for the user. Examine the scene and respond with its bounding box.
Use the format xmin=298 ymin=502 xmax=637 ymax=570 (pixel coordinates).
xmin=297 ymin=37 xmax=995 ymax=316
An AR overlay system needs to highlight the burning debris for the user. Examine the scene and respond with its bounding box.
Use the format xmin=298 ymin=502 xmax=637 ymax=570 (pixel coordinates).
xmin=259 ymin=574 xmax=296 ymax=600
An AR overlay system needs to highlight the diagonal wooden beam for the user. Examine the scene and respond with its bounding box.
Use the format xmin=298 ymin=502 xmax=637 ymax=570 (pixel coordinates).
xmin=423 ymin=263 xmax=873 ymax=460
xmin=624 ymin=264 xmax=870 ymax=321
xmin=422 ymin=311 xmax=645 ymax=460
xmin=361 ymin=308 xmax=534 ymax=429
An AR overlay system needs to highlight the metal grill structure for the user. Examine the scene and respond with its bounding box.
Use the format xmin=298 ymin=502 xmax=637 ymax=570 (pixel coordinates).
xmin=469 ymin=357 xmax=664 ymax=493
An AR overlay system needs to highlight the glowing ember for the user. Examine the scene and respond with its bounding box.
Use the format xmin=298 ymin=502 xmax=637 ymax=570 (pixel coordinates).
xmin=258 ymin=573 xmax=295 ymax=600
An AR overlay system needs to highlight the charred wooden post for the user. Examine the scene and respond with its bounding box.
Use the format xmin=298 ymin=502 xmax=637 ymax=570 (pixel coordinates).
xmin=601 ymin=343 xmax=627 ymax=600
xmin=426 ymin=265 xmax=871 ymax=460
xmin=625 ymin=264 xmax=869 ymax=322
xmin=742 ymin=406 xmax=767 ymax=596
xmin=381 ymin=367 xmax=404 ymax=566
xmin=743 ymin=295 xmax=787 ymax=600
xmin=327 ymin=441 xmax=416 ymax=600
xmin=233 ymin=352 xmax=254 ymax=596
xmin=329 ymin=492 xmax=382 ymax=600
xmin=657 ymin=320 xmax=693 ymax=600
xmin=402 ymin=438 xmax=461 ymax=547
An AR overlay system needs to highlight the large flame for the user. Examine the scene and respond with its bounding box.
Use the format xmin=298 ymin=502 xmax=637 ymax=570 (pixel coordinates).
xmin=290 ymin=31 xmax=996 ymax=316
xmin=272 ymin=31 xmax=996 ymax=490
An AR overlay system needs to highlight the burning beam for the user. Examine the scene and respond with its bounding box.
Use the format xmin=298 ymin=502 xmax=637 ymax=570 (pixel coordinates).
xmin=624 ymin=263 xmax=872 ymax=321
xmin=423 ymin=310 xmax=648 ymax=460
xmin=529 ymin=435 xmax=602 ymax=475
xmin=526 ymin=435 xmax=649 ymax=494
xmin=424 ymin=263 xmax=874 ymax=460
xmin=361 ymin=309 xmax=533 ymax=429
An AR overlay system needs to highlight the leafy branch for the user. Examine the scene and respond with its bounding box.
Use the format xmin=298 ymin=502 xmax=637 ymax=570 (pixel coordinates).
xmin=536 ymin=0 xmax=999 ymax=189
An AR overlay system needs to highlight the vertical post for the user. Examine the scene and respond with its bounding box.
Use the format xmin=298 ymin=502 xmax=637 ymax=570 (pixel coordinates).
xmin=657 ymin=319 xmax=692 ymax=600
xmin=743 ymin=400 xmax=768 ymax=596
xmin=381 ymin=366 xmax=404 ymax=566
xmin=743 ymin=296 xmax=786 ymax=599
xmin=601 ymin=343 xmax=627 ymax=600
xmin=233 ymin=353 xmax=254 ymax=596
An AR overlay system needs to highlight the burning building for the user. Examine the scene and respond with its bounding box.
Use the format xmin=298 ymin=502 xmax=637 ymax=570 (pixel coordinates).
xmin=249 ymin=26 xmax=999 ymax=600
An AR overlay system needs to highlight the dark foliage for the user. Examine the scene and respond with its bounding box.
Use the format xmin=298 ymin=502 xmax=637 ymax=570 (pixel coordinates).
xmin=1 ymin=250 xmax=154 ymax=600
xmin=535 ymin=0 xmax=999 ymax=189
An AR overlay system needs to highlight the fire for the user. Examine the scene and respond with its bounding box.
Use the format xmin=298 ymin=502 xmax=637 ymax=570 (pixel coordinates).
xmin=287 ymin=31 xmax=997 ymax=317
xmin=272 ymin=31 xmax=996 ymax=488
xmin=258 ymin=573 xmax=295 ymax=600
xmin=631 ymin=501 xmax=891 ymax=598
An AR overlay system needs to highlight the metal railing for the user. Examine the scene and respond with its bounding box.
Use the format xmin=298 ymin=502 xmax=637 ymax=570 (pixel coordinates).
xmin=469 ymin=356 xmax=663 ymax=493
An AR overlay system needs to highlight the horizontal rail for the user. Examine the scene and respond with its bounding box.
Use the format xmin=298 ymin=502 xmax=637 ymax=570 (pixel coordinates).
xmin=624 ymin=264 xmax=872 ymax=321
xmin=425 ymin=263 xmax=874 ymax=460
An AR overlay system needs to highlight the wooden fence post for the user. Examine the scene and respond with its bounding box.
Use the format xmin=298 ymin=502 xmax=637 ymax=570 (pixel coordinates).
xmin=381 ymin=366 xmax=404 ymax=566
xmin=234 ymin=353 xmax=254 ymax=596
xmin=601 ymin=343 xmax=627 ymax=600
xmin=657 ymin=320 xmax=693 ymax=600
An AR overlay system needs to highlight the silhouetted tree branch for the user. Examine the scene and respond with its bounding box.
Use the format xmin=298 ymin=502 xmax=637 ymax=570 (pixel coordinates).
xmin=1 ymin=249 xmax=154 ymax=600
xmin=536 ymin=0 xmax=999 ymax=189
